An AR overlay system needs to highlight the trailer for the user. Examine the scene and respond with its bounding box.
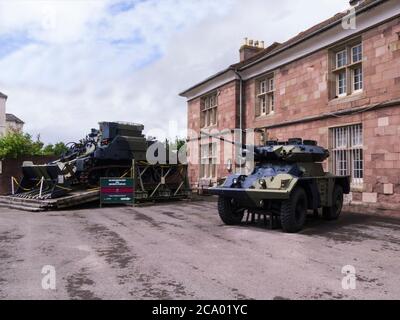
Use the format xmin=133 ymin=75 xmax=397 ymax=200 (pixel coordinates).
xmin=0 ymin=122 xmax=191 ymax=211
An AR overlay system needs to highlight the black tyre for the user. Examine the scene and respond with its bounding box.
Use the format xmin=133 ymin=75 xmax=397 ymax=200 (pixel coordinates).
xmin=322 ymin=185 xmax=344 ymax=220
xmin=218 ymin=196 xmax=244 ymax=225
xmin=280 ymin=187 xmax=308 ymax=233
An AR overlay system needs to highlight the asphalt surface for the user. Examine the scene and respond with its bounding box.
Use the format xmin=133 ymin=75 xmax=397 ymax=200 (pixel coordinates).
xmin=0 ymin=199 xmax=399 ymax=300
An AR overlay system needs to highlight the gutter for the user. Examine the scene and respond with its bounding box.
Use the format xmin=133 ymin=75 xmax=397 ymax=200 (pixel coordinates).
xmin=257 ymin=98 xmax=400 ymax=130
xmin=233 ymin=69 xmax=243 ymax=147
xmin=179 ymin=68 xmax=233 ymax=97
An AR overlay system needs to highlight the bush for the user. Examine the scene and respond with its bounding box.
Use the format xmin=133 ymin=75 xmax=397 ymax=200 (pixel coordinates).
xmin=0 ymin=131 xmax=68 ymax=159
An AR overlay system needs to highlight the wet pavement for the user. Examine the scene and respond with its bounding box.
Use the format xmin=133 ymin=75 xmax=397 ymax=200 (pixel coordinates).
xmin=0 ymin=199 xmax=399 ymax=300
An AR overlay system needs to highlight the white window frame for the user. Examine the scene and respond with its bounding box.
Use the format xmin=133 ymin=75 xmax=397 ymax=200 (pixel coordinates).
xmin=257 ymin=74 xmax=275 ymax=117
xmin=336 ymin=49 xmax=347 ymax=69
xmin=352 ymin=67 xmax=363 ymax=93
xmin=200 ymin=143 xmax=218 ymax=179
xmin=351 ymin=44 xmax=363 ymax=64
xmin=268 ymin=78 xmax=274 ymax=91
xmin=269 ymin=94 xmax=275 ymax=113
xmin=332 ymin=42 xmax=363 ymax=99
xmin=260 ymin=80 xmax=267 ymax=94
xmin=330 ymin=124 xmax=363 ymax=186
xmin=336 ymin=71 xmax=347 ymax=97
xmin=260 ymin=96 xmax=267 ymax=115
xmin=201 ymin=93 xmax=218 ymax=128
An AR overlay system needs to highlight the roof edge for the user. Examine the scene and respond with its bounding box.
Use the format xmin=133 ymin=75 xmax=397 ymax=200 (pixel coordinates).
xmin=238 ymin=0 xmax=387 ymax=71
xmin=179 ymin=67 xmax=235 ymax=97
xmin=179 ymin=0 xmax=386 ymax=98
xmin=6 ymin=113 xmax=25 ymax=124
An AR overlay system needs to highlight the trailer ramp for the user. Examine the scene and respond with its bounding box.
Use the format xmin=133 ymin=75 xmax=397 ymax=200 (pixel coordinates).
xmin=0 ymin=190 xmax=100 ymax=212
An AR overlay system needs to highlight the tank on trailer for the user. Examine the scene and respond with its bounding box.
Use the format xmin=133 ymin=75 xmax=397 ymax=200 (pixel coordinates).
xmin=2 ymin=122 xmax=190 ymax=210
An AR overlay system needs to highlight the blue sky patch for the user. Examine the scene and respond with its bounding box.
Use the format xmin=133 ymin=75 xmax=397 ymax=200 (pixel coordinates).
xmin=108 ymin=0 xmax=146 ymax=15
xmin=133 ymin=46 xmax=162 ymax=70
xmin=0 ymin=32 xmax=33 ymax=59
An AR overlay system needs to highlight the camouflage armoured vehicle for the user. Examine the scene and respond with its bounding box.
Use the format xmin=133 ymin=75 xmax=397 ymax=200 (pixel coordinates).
xmin=208 ymin=138 xmax=350 ymax=233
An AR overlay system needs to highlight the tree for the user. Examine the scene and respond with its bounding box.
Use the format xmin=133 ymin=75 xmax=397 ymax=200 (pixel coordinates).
xmin=0 ymin=132 xmax=40 ymax=159
xmin=42 ymin=142 xmax=68 ymax=156
xmin=169 ymin=137 xmax=186 ymax=151
xmin=52 ymin=142 xmax=69 ymax=156
xmin=0 ymin=131 xmax=69 ymax=159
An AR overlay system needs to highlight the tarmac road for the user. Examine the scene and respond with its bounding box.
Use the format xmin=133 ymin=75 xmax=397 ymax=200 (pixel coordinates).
xmin=0 ymin=199 xmax=399 ymax=300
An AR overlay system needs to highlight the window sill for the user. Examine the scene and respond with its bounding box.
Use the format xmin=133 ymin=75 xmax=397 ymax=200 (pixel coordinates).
xmin=255 ymin=112 xmax=275 ymax=120
xmin=329 ymin=91 xmax=364 ymax=105
xmin=201 ymin=124 xmax=218 ymax=130
xmin=350 ymin=184 xmax=365 ymax=192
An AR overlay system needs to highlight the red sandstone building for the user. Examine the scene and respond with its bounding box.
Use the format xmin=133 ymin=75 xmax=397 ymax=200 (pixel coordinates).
xmin=180 ymin=0 xmax=400 ymax=212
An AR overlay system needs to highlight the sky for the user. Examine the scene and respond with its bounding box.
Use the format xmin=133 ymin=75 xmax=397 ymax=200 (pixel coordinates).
xmin=0 ymin=0 xmax=349 ymax=144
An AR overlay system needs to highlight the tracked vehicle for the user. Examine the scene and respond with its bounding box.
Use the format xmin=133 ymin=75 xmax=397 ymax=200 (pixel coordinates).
xmin=1 ymin=122 xmax=190 ymax=210
xmin=208 ymin=138 xmax=350 ymax=233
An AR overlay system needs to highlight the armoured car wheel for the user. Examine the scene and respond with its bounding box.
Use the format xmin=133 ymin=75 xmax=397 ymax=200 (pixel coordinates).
xmin=322 ymin=185 xmax=344 ymax=220
xmin=218 ymin=196 xmax=244 ymax=225
xmin=280 ymin=187 xmax=308 ymax=233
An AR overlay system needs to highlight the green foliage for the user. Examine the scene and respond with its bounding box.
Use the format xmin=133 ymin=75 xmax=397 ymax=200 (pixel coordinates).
xmin=0 ymin=131 xmax=68 ymax=159
xmin=42 ymin=142 xmax=69 ymax=156
xmin=168 ymin=137 xmax=186 ymax=151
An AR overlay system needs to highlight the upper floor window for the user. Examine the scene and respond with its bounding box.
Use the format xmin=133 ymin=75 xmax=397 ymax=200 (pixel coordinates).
xmin=352 ymin=44 xmax=362 ymax=63
xmin=336 ymin=50 xmax=347 ymax=68
xmin=201 ymin=92 xmax=218 ymax=127
xmin=331 ymin=41 xmax=363 ymax=99
xmin=256 ymin=74 xmax=275 ymax=117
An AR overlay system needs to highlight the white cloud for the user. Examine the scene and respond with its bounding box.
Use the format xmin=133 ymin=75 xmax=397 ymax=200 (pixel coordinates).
xmin=0 ymin=0 xmax=349 ymax=144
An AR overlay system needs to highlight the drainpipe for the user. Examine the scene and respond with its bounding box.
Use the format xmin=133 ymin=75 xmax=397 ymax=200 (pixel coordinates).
xmin=233 ymin=68 xmax=244 ymax=174
xmin=233 ymin=69 xmax=243 ymax=146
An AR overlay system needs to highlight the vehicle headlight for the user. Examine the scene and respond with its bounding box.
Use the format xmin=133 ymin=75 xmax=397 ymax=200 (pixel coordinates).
xmin=280 ymin=179 xmax=290 ymax=188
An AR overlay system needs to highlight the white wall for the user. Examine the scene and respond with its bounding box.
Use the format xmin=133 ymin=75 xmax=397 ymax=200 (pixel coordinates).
xmin=0 ymin=96 xmax=6 ymax=136
xmin=6 ymin=121 xmax=23 ymax=133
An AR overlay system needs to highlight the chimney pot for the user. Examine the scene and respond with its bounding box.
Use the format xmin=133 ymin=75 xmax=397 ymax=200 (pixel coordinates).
xmin=349 ymin=0 xmax=364 ymax=6
xmin=239 ymin=38 xmax=265 ymax=62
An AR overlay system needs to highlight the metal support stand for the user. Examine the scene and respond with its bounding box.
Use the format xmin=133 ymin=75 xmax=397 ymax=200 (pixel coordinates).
xmin=11 ymin=177 xmax=15 ymax=195
xmin=39 ymin=177 xmax=44 ymax=199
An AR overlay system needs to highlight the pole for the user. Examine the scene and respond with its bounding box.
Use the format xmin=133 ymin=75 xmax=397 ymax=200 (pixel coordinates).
xmin=11 ymin=177 xmax=15 ymax=195
xmin=132 ymin=159 xmax=136 ymax=207
xmin=39 ymin=177 xmax=44 ymax=199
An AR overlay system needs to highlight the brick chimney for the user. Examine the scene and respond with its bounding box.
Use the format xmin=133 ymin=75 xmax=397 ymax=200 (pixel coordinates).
xmin=349 ymin=0 xmax=364 ymax=6
xmin=239 ymin=38 xmax=265 ymax=62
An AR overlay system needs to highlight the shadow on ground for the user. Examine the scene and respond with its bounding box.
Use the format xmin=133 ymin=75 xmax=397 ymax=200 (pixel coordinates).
xmin=231 ymin=211 xmax=400 ymax=244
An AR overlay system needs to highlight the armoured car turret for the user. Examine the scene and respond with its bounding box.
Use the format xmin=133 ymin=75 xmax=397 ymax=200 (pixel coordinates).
xmin=208 ymin=138 xmax=350 ymax=233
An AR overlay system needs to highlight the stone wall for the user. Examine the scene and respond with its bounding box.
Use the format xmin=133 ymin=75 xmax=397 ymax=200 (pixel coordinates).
xmin=0 ymin=156 xmax=58 ymax=195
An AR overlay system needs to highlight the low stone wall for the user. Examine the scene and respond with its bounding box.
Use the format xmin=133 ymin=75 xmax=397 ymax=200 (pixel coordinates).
xmin=0 ymin=156 xmax=57 ymax=195
xmin=344 ymin=202 xmax=400 ymax=217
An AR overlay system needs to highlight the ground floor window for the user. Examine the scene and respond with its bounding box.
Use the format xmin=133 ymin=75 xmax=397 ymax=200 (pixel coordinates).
xmin=330 ymin=124 xmax=363 ymax=185
xmin=200 ymin=143 xmax=218 ymax=179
